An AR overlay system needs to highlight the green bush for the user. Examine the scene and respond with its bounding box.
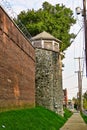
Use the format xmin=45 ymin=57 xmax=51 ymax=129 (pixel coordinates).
xmin=64 ymin=108 xmax=73 ymax=120
xmin=81 ymin=112 xmax=87 ymax=123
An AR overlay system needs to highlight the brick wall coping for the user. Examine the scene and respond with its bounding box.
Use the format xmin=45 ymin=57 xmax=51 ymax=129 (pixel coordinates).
xmin=0 ymin=5 xmax=34 ymax=49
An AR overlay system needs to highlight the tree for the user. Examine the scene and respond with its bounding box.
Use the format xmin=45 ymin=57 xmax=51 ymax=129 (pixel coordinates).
xmin=72 ymin=97 xmax=79 ymax=110
xmin=83 ymin=91 xmax=87 ymax=109
xmin=15 ymin=2 xmax=76 ymax=52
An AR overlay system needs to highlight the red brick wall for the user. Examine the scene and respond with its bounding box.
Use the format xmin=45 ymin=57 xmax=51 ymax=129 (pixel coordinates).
xmin=63 ymin=89 xmax=68 ymax=107
xmin=0 ymin=6 xmax=35 ymax=109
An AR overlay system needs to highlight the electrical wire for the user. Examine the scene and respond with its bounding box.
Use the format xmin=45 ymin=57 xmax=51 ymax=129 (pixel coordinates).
xmin=63 ymin=74 xmax=76 ymax=80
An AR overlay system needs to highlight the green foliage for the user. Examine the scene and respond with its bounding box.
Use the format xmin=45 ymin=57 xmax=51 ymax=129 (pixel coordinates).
xmin=0 ymin=106 xmax=72 ymax=130
xmin=83 ymin=92 xmax=87 ymax=109
xmin=83 ymin=98 xmax=87 ymax=109
xmin=81 ymin=112 xmax=87 ymax=124
xmin=15 ymin=2 xmax=76 ymax=52
xmin=64 ymin=108 xmax=73 ymax=119
xmin=84 ymin=92 xmax=87 ymax=99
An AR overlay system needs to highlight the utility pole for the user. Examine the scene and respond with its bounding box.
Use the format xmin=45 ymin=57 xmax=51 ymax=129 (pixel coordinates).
xmin=75 ymin=57 xmax=83 ymax=112
xmin=83 ymin=0 xmax=87 ymax=75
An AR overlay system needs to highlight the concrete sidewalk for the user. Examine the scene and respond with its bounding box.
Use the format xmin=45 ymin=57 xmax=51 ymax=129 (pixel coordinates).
xmin=60 ymin=112 xmax=87 ymax=130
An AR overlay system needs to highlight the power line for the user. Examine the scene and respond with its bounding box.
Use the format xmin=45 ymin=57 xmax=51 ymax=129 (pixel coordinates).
xmin=63 ymin=74 xmax=76 ymax=80
xmin=73 ymin=26 xmax=84 ymax=42
xmin=68 ymin=87 xmax=78 ymax=90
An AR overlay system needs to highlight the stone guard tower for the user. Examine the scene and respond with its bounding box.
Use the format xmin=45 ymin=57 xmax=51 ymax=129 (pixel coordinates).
xmin=31 ymin=31 xmax=63 ymax=115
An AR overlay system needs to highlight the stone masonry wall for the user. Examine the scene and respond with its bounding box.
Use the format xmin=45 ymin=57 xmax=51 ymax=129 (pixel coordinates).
xmin=0 ymin=6 xmax=35 ymax=109
xmin=35 ymin=48 xmax=63 ymax=115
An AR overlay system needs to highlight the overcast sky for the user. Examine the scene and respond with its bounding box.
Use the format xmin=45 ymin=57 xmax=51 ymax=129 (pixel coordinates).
xmin=0 ymin=0 xmax=87 ymax=99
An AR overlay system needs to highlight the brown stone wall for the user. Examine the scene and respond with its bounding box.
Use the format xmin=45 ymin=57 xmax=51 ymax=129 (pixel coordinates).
xmin=0 ymin=6 xmax=35 ymax=109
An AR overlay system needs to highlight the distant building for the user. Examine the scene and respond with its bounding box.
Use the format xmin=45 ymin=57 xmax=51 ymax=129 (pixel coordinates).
xmin=31 ymin=31 xmax=63 ymax=115
xmin=63 ymin=88 xmax=68 ymax=107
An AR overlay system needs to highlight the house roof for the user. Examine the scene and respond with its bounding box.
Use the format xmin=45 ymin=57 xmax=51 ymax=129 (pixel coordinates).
xmin=31 ymin=31 xmax=62 ymax=43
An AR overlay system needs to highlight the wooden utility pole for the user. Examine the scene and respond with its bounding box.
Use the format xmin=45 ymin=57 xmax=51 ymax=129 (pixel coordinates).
xmin=83 ymin=0 xmax=87 ymax=76
xmin=75 ymin=57 xmax=83 ymax=112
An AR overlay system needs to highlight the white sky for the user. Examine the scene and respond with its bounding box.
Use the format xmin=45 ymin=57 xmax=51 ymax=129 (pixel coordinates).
xmin=0 ymin=0 xmax=87 ymax=99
